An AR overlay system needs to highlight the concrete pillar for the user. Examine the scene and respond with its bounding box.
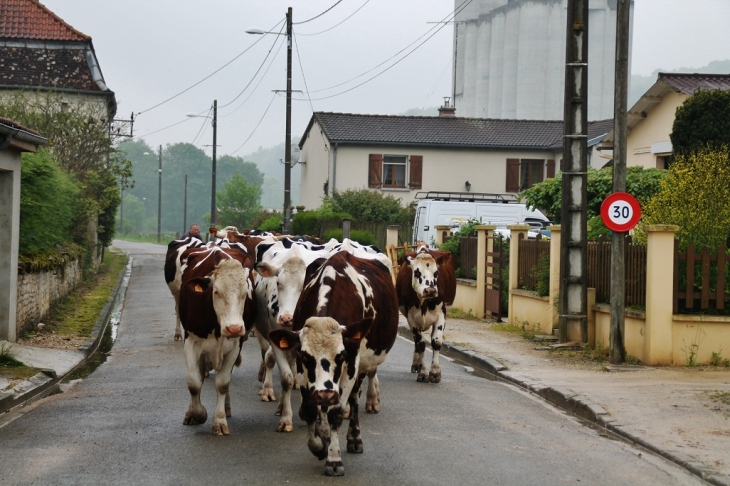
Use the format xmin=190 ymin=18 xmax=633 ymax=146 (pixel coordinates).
xmin=644 ymin=225 xmax=679 ymax=365
xmin=501 ymin=7 xmax=520 ymax=119
xmin=507 ymin=224 xmax=530 ymax=325
xmin=462 ymin=19 xmax=480 ymax=118
xmin=487 ymin=11 xmax=505 ymax=118
xmin=386 ymin=225 xmax=400 ymax=248
xmin=548 ymin=225 xmax=561 ymax=331
xmin=342 ymin=218 xmax=351 ymax=240
xmin=0 ymin=153 xmax=21 ymax=342
xmin=475 ymin=225 xmax=496 ymax=319
xmin=434 ymin=225 xmax=451 ymax=246
xmin=587 ymin=287 xmax=596 ymax=347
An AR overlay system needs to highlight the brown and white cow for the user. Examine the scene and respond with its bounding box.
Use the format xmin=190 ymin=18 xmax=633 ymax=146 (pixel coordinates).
xmin=178 ymin=245 xmax=257 ymax=436
xmin=396 ymin=246 xmax=456 ymax=383
xmin=270 ymin=250 xmax=398 ymax=476
xmin=164 ymin=236 xmax=206 ymax=341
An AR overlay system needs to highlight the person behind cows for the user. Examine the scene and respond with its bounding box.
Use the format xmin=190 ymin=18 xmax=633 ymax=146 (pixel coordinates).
xmin=177 ymin=244 xmax=257 ymax=436
xmin=396 ymin=245 xmax=456 ymax=383
xmin=270 ymin=249 xmax=398 ymax=476
xmin=181 ymin=223 xmax=203 ymax=241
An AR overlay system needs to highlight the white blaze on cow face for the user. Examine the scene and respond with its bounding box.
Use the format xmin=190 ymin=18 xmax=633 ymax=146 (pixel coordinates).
xmin=407 ymin=251 xmax=440 ymax=301
xmin=210 ymin=258 xmax=251 ymax=338
xmin=299 ymin=317 xmax=348 ymax=407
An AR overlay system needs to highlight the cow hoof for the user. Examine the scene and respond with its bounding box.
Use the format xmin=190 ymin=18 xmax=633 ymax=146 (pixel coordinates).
xmin=417 ymin=373 xmax=428 ymax=382
xmin=183 ymin=409 xmax=207 ymax=425
xmin=325 ymin=461 xmax=345 ymax=476
xmin=212 ymin=422 xmax=230 ymax=436
xmin=347 ymin=439 xmax=363 ymax=454
xmin=429 ymin=371 xmax=442 ymax=383
xmin=260 ymin=391 xmax=276 ymax=402
xmin=225 ymin=404 xmax=232 ymax=418
xmin=174 ymin=333 xmax=183 ymax=342
xmin=275 ymin=403 xmax=283 ymax=416
xmin=411 ymin=364 xmax=420 ymax=373
xmin=366 ymin=402 xmax=380 ymax=413
xmin=276 ymin=421 xmax=293 ymax=433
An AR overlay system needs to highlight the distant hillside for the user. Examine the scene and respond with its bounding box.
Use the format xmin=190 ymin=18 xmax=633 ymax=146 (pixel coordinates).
xmin=630 ymin=59 xmax=730 ymax=106
xmin=240 ymin=139 xmax=301 ymax=210
xmin=399 ymin=106 xmax=439 ymax=116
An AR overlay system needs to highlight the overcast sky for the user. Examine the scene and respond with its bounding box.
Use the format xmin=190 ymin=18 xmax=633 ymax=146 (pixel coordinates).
xmin=40 ymin=0 xmax=730 ymax=157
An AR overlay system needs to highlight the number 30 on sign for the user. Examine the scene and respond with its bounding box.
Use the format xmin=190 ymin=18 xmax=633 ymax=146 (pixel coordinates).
xmin=600 ymin=192 xmax=642 ymax=233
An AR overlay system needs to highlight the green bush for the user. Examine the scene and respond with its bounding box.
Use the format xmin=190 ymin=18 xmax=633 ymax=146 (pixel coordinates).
xmin=321 ymin=229 xmax=376 ymax=246
xmin=19 ymin=149 xmax=82 ymax=254
xmin=292 ymin=210 xmax=321 ymax=236
xmin=535 ymin=253 xmax=550 ymax=297
xmin=587 ymin=215 xmax=610 ymax=240
xmin=259 ymin=215 xmax=282 ymax=232
xmin=325 ymin=188 xmax=413 ymax=224
xmin=671 ymin=89 xmax=730 ymax=158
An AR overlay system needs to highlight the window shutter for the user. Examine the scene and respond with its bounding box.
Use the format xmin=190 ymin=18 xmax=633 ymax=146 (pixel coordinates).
xmin=408 ymin=155 xmax=423 ymax=189
xmin=506 ymin=158 xmax=520 ymax=192
xmin=546 ymin=159 xmax=555 ymax=179
xmin=368 ymin=154 xmax=383 ymax=188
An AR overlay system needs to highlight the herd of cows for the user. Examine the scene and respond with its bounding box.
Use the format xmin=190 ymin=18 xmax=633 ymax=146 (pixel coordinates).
xmin=163 ymin=227 xmax=456 ymax=476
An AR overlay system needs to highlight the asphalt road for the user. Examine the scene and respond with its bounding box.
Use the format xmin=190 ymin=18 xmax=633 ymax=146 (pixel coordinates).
xmin=0 ymin=241 xmax=706 ymax=485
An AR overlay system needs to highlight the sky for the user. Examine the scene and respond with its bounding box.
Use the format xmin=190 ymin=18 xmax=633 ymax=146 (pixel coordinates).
xmin=40 ymin=0 xmax=730 ymax=158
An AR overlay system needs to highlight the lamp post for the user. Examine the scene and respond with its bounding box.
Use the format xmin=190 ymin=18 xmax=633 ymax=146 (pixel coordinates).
xmin=187 ymin=99 xmax=218 ymax=228
xmin=157 ymin=145 xmax=162 ymax=243
xmin=247 ymin=7 xmax=293 ymax=233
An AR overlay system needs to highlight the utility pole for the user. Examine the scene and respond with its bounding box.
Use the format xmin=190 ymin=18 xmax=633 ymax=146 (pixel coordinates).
xmin=283 ymin=7 xmax=293 ymax=234
xmin=211 ymin=99 xmax=218 ymax=227
xmin=559 ymin=0 xmax=589 ymax=343
xmin=157 ymin=145 xmax=162 ymax=243
xmin=610 ymin=0 xmax=631 ymax=363
xmin=183 ymin=174 xmax=188 ymax=235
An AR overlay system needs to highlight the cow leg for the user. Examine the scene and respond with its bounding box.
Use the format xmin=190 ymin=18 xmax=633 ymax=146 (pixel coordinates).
xmin=365 ymin=370 xmax=380 ymax=413
xmin=299 ymin=387 xmax=328 ymax=460
xmin=411 ymin=327 xmax=428 ymax=381
xmin=183 ymin=339 xmax=207 ymax=425
xmin=259 ymin=345 xmax=277 ymax=402
xmin=272 ymin=347 xmax=295 ymax=432
xmin=211 ymin=341 xmax=240 ymax=436
xmin=173 ymin=294 xmax=183 ymax=342
xmin=256 ymin=332 xmax=269 ymax=382
xmin=429 ymin=313 xmax=446 ymax=383
xmin=346 ymin=373 xmax=365 ymax=456
xmin=325 ymin=405 xmax=345 ymax=476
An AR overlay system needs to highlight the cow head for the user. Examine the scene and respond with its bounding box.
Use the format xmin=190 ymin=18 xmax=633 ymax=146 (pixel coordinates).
xmin=269 ymin=316 xmax=373 ymax=407
xmin=406 ymin=249 xmax=446 ymax=301
xmin=185 ymin=258 xmax=252 ymax=338
xmin=255 ymin=255 xmax=308 ymax=328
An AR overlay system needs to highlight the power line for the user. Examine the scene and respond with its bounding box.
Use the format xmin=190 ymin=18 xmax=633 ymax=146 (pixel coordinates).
xmin=293 ymin=0 xmax=343 ymax=25
xmin=293 ymin=32 xmax=315 ymax=114
xmin=135 ymin=19 xmax=284 ymax=116
xmin=290 ymin=0 xmax=472 ymax=102
xmin=231 ymin=92 xmax=278 ymax=155
xmin=296 ymin=0 xmax=370 ymax=36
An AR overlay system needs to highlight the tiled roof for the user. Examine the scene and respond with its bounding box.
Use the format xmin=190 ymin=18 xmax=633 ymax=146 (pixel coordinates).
xmin=0 ymin=0 xmax=89 ymax=41
xmin=305 ymin=112 xmax=613 ymax=150
xmin=0 ymin=45 xmax=100 ymax=91
xmin=0 ymin=116 xmax=42 ymax=136
xmin=659 ymin=73 xmax=730 ymax=95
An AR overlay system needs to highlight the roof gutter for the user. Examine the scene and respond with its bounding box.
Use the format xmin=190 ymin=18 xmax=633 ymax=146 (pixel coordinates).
xmin=324 ymin=140 xmax=561 ymax=151
xmin=0 ymin=122 xmax=48 ymax=149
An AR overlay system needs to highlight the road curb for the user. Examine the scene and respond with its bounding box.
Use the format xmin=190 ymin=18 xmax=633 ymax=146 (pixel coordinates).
xmin=396 ymin=323 xmax=730 ymax=486
xmin=0 ymin=253 xmax=131 ymax=416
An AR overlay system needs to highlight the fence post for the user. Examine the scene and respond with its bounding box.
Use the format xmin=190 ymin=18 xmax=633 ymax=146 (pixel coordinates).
xmin=644 ymin=224 xmax=679 ymax=365
xmin=548 ymin=225 xmax=561 ymax=332
xmin=342 ymin=218 xmax=351 ymax=240
xmin=434 ymin=225 xmax=451 ymax=246
xmin=508 ymin=225 xmax=531 ymax=326
xmin=386 ymin=225 xmax=400 ymax=247
xmin=475 ymin=225 xmax=495 ymax=319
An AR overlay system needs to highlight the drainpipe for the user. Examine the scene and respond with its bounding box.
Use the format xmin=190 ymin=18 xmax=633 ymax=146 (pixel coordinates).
xmin=332 ymin=142 xmax=338 ymax=193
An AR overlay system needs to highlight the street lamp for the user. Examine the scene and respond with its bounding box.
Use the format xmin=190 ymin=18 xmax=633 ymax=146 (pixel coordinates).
xmin=247 ymin=7 xmax=293 ymax=233
xmin=187 ymin=100 xmax=218 ymax=228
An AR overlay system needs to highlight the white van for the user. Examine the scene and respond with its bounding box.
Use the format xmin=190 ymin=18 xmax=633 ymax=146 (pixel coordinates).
xmin=412 ymin=191 xmax=550 ymax=245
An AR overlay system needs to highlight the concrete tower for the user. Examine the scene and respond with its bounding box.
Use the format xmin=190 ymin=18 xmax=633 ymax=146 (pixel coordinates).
xmin=453 ymin=0 xmax=632 ymax=120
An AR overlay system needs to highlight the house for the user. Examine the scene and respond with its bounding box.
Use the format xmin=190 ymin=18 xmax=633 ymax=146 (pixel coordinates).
xmin=0 ymin=0 xmax=117 ymax=120
xmin=298 ymin=104 xmax=613 ymax=209
xmin=598 ymin=73 xmax=730 ymax=169
xmin=0 ymin=117 xmax=46 ymax=341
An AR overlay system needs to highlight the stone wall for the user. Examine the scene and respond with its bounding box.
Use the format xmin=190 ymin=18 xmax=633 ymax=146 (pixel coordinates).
xmin=15 ymin=259 xmax=83 ymax=334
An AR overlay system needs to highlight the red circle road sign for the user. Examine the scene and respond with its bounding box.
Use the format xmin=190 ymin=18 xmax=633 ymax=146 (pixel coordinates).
xmin=600 ymin=192 xmax=642 ymax=232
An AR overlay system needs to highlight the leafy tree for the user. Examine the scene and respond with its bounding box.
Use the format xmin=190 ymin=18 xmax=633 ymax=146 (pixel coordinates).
xmin=326 ymin=188 xmax=413 ymax=224
xmin=641 ymin=146 xmax=730 ymax=250
xmin=671 ymin=89 xmax=730 ymax=158
xmin=216 ymin=173 xmax=263 ymax=229
xmin=119 ymin=194 xmax=146 ymax=234
xmin=217 ymin=155 xmax=264 ymax=187
xmin=519 ymin=166 xmax=666 ymax=223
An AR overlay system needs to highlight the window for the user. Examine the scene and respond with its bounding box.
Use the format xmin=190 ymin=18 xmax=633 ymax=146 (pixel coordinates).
xmin=505 ymin=158 xmax=553 ymax=192
xmin=369 ymin=154 xmax=422 ymax=190
xmin=383 ymin=155 xmax=407 ymax=187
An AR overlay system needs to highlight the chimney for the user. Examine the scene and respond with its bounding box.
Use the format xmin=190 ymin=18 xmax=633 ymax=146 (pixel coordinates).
xmin=438 ymin=97 xmax=456 ymax=118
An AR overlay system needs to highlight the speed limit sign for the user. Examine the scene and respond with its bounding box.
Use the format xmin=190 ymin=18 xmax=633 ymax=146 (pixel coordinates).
xmin=600 ymin=192 xmax=642 ymax=232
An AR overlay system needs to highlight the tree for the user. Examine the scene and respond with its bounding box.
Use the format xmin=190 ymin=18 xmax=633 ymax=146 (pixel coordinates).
xmin=641 ymin=146 xmax=730 ymax=250
xmin=671 ymin=89 xmax=730 ymax=158
xmin=519 ymin=166 xmax=666 ymax=223
xmin=216 ymin=173 xmax=263 ymax=229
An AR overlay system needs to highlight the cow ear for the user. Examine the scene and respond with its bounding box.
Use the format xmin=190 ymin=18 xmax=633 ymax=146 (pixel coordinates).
xmin=341 ymin=318 xmax=374 ymax=342
xmin=184 ymin=276 xmax=211 ymax=294
xmin=255 ymin=262 xmax=279 ymax=278
xmin=435 ymin=252 xmax=452 ymax=266
xmin=268 ymin=329 xmax=301 ymax=350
